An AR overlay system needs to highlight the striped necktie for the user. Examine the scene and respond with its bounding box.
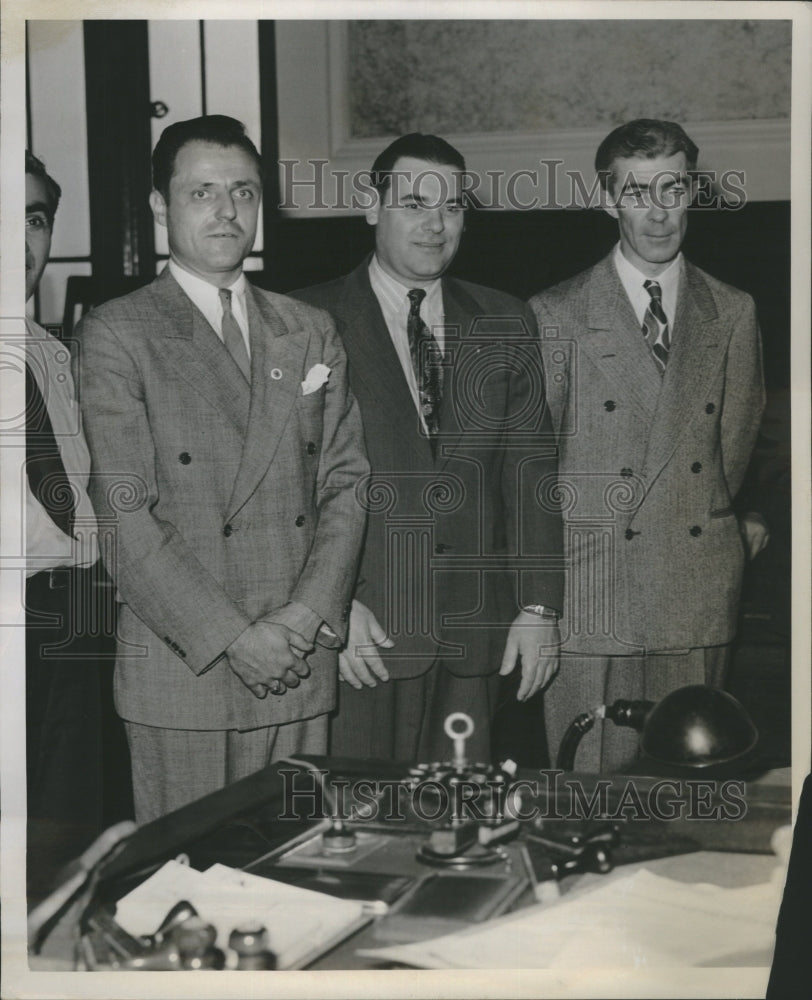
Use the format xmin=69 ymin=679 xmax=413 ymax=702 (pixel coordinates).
xmin=406 ymin=288 xmax=444 ymax=445
xmin=642 ymin=279 xmax=671 ymax=375
xmin=218 ymin=288 xmax=251 ymax=382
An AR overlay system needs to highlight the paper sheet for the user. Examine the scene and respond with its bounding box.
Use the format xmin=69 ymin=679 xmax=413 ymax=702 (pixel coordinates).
xmin=359 ymin=867 xmax=783 ymax=969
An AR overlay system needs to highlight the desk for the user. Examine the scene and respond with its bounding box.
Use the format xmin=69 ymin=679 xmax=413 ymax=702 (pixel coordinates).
xmin=32 ymin=760 xmax=791 ymax=972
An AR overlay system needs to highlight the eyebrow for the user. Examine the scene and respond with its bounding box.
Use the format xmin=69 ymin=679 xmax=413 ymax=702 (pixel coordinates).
xmin=26 ymin=200 xmax=51 ymax=215
xmin=404 ymin=193 xmax=464 ymax=207
xmin=189 ymin=179 xmax=261 ymax=189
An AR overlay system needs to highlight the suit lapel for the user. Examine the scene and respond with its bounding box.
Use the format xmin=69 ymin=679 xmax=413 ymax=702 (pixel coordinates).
xmin=340 ymin=262 xmax=434 ymax=465
xmin=580 ymin=255 xmax=661 ymax=421
xmin=227 ymin=284 xmax=309 ymax=518
xmin=149 ymin=269 xmax=250 ymax=433
xmin=642 ymin=261 xmax=724 ymax=482
xmin=435 ymin=277 xmax=473 ymax=470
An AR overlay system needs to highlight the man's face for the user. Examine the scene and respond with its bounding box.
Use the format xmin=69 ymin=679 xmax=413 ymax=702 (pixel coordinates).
xmin=604 ymin=152 xmax=692 ymax=276
xmin=366 ymin=156 xmax=465 ymax=287
xmin=26 ymin=173 xmax=53 ymax=301
xmin=150 ymin=140 xmax=261 ymax=287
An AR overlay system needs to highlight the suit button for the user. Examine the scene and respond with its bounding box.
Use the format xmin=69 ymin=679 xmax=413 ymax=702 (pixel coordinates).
xmin=604 ymin=400 xmax=616 ymax=411
xmin=705 ymin=403 xmax=715 ymax=414
xmin=689 ymin=525 xmax=702 ymax=537
xmin=620 ymin=467 xmax=633 ymax=478
xmin=223 ymin=524 xmax=233 ymax=537
xmin=295 ymin=515 xmax=305 ymax=527
xmin=179 ymin=452 xmax=191 ymax=465
xmin=691 ymin=462 xmax=702 ymax=473
xmin=306 ymin=441 xmax=317 ymax=455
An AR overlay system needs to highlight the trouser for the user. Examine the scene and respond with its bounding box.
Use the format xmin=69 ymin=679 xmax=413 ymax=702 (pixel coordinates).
xmin=124 ymin=713 xmax=328 ymax=824
xmin=329 ymin=663 xmax=501 ymax=764
xmin=543 ymin=646 xmax=730 ymax=773
xmin=25 ymin=562 xmax=116 ymax=828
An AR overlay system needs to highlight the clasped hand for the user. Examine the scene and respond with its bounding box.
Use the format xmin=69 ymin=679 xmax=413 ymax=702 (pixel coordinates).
xmin=226 ymin=616 xmax=313 ymax=699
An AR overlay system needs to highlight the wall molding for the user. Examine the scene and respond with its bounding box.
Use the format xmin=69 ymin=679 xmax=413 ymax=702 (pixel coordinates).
xmin=276 ymin=20 xmax=790 ymax=217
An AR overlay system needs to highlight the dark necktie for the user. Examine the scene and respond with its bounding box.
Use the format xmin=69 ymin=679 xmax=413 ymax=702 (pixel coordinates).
xmin=25 ymin=361 xmax=76 ymax=538
xmin=641 ymin=279 xmax=671 ymax=375
xmin=218 ymin=288 xmax=251 ymax=382
xmin=406 ymin=288 xmax=444 ymax=443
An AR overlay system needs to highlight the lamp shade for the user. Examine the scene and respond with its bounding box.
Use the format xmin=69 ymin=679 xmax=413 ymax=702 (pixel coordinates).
xmin=640 ymin=685 xmax=759 ymax=768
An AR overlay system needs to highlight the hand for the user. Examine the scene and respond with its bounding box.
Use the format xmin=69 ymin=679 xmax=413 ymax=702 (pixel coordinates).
xmin=226 ymin=620 xmax=312 ymax=699
xmin=338 ymin=600 xmax=394 ymax=689
xmin=499 ymin=611 xmax=560 ymax=702
xmin=740 ymin=511 xmax=770 ymax=560
xmin=263 ymin=602 xmax=320 ymax=655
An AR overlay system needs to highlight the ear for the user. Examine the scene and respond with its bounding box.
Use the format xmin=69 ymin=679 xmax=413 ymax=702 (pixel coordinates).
xmin=599 ymin=181 xmax=619 ymax=221
xmin=364 ymin=190 xmax=381 ymax=228
xmin=149 ymin=189 xmax=168 ymax=228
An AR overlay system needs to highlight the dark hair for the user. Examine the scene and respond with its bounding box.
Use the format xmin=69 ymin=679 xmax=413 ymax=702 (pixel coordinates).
xmin=152 ymin=115 xmax=262 ymax=200
xmin=595 ymin=119 xmax=699 ymax=193
xmin=369 ymin=133 xmax=466 ymax=197
xmin=25 ymin=149 xmax=62 ymax=224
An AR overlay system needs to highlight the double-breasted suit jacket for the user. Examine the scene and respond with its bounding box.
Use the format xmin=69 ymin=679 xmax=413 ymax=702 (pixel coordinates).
xmin=295 ymin=261 xmax=564 ymax=682
xmin=531 ymin=252 xmax=765 ymax=657
xmin=76 ymin=268 xmax=368 ymax=732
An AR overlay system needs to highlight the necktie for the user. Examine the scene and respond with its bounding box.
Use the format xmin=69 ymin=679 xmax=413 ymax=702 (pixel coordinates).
xmin=25 ymin=361 xmax=76 ymax=538
xmin=641 ymin=279 xmax=671 ymax=375
xmin=218 ymin=288 xmax=251 ymax=382
xmin=406 ymin=288 xmax=444 ymax=444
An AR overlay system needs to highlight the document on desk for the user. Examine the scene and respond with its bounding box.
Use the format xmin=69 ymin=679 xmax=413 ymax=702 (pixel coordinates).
xmin=358 ymin=867 xmax=782 ymax=969
xmin=114 ymin=860 xmax=367 ymax=969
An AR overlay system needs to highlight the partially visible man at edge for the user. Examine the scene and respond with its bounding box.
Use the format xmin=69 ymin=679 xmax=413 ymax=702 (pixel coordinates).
xmin=25 ymin=150 xmax=114 ymax=844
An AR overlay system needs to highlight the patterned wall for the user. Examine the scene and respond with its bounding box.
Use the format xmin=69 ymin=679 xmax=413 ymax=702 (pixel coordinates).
xmin=348 ymin=20 xmax=791 ymax=138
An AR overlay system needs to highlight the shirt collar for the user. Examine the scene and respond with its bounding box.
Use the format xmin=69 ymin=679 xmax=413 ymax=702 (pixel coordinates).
xmin=168 ymin=259 xmax=247 ymax=308
xmin=368 ymin=254 xmax=442 ymax=314
xmin=613 ymin=243 xmax=682 ymax=325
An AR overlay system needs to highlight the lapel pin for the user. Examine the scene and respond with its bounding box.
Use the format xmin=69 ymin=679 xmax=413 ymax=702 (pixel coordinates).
xmin=271 ymin=368 xmax=283 ymax=381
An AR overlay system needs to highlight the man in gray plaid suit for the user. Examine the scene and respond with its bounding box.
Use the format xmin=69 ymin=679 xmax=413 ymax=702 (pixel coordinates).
xmin=531 ymin=119 xmax=765 ymax=772
xmin=77 ymin=116 xmax=368 ymax=821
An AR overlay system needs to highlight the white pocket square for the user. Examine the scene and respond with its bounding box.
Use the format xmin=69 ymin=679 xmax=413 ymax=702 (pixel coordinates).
xmin=301 ymin=364 xmax=331 ymax=395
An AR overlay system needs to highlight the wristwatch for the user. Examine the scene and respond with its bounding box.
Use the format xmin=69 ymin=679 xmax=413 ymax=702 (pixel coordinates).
xmin=521 ymin=605 xmax=560 ymax=620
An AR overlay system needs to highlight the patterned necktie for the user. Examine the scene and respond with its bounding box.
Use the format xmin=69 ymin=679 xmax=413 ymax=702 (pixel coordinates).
xmin=406 ymin=288 xmax=444 ymax=443
xmin=641 ymin=279 xmax=671 ymax=375
xmin=218 ymin=288 xmax=251 ymax=382
xmin=25 ymin=361 xmax=76 ymax=538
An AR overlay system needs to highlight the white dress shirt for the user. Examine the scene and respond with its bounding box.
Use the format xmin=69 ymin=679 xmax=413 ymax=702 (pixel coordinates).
xmin=368 ymin=255 xmax=445 ymax=427
xmin=25 ymin=319 xmax=98 ymax=576
xmin=613 ymin=243 xmax=682 ymax=331
xmin=168 ymin=260 xmax=251 ymax=356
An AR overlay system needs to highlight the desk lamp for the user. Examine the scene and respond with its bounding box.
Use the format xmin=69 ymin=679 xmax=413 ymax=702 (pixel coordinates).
xmin=556 ymin=684 xmax=759 ymax=773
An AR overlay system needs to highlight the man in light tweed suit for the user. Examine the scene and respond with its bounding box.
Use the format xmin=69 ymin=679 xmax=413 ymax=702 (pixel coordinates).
xmin=76 ymin=116 xmax=368 ymax=821
xmin=530 ymin=119 xmax=765 ymax=772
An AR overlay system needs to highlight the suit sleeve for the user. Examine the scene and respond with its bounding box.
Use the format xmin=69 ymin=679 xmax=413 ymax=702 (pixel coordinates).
xmin=720 ymin=294 xmax=766 ymax=500
xmin=287 ymin=314 xmax=369 ymax=643
xmin=76 ymin=312 xmax=253 ymax=674
xmin=503 ymin=303 xmax=565 ymax=613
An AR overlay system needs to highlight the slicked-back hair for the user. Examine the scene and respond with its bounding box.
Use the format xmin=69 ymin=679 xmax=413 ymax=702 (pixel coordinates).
xmin=595 ymin=119 xmax=699 ymax=193
xmin=369 ymin=133 xmax=466 ymax=198
xmin=152 ymin=115 xmax=263 ymax=200
xmin=26 ymin=149 xmax=61 ymax=224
